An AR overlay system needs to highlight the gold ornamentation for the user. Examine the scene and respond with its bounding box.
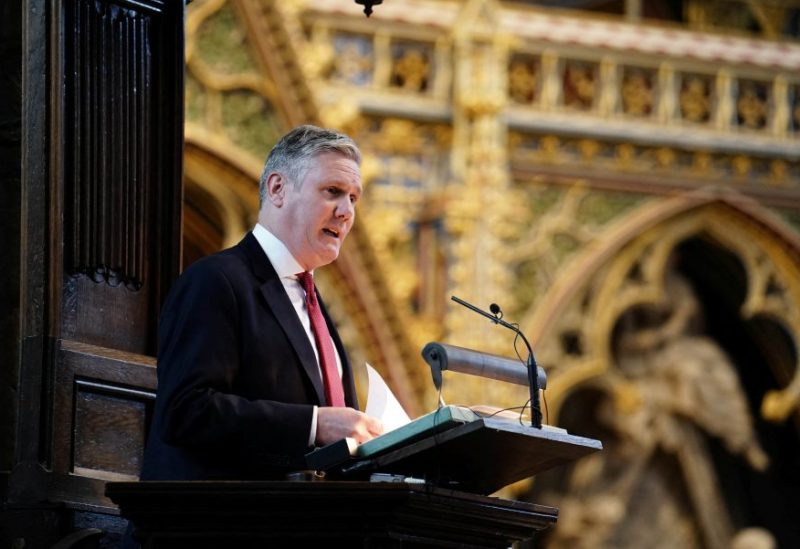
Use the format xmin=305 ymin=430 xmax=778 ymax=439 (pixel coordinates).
xmin=563 ymin=61 xmax=596 ymax=110
xmin=512 ymin=131 xmax=799 ymax=188
xmin=616 ymin=143 xmax=636 ymax=169
xmin=680 ymin=75 xmax=711 ymax=123
xmin=731 ymin=155 xmax=751 ymax=177
xmin=508 ymin=57 xmax=538 ymax=104
xmin=299 ymin=38 xmax=335 ymax=81
xmin=540 ymin=135 xmax=561 ymax=162
xmin=621 ymin=68 xmax=653 ymax=116
xmin=692 ymin=151 xmax=713 ymax=176
xmin=392 ymin=46 xmax=431 ymax=92
xmin=374 ymin=119 xmax=425 ymax=154
xmin=655 ymin=147 xmax=675 ymax=169
xmin=769 ymin=159 xmax=788 ymax=186
xmin=317 ymin=99 xmax=361 ymax=133
xmin=579 ymin=139 xmax=600 ymax=162
xmin=737 ymin=80 xmax=768 ymax=129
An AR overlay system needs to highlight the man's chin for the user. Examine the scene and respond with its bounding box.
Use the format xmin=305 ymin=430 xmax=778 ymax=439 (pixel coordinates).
xmin=313 ymin=247 xmax=341 ymax=268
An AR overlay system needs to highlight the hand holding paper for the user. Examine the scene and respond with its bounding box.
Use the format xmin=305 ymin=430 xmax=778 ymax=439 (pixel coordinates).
xmin=364 ymin=363 xmax=411 ymax=433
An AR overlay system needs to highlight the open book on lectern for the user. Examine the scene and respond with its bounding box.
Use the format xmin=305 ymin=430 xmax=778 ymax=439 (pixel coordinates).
xmin=305 ymin=359 xmax=602 ymax=494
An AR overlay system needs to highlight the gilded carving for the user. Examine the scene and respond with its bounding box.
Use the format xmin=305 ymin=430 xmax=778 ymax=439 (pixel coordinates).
xmin=511 ymin=132 xmax=800 ymax=188
xmin=616 ymin=143 xmax=636 ymax=170
xmin=621 ymin=67 xmax=654 ymax=116
xmin=737 ymin=80 xmax=769 ymax=130
xmin=691 ymin=150 xmax=714 ymax=176
xmin=391 ymin=43 xmax=431 ymax=92
xmin=299 ymin=24 xmax=336 ymax=81
xmin=731 ymin=155 xmax=752 ymax=178
xmin=563 ymin=61 xmax=597 ymax=110
xmin=679 ymin=74 xmax=712 ymax=123
xmin=508 ymin=56 xmax=538 ymax=105
xmin=654 ymin=147 xmax=676 ymax=169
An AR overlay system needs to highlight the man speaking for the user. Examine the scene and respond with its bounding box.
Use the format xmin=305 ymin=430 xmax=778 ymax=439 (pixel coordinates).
xmin=140 ymin=125 xmax=384 ymax=481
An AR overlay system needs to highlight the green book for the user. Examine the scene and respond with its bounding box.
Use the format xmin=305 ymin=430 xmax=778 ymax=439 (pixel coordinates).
xmin=357 ymin=405 xmax=479 ymax=457
xmin=305 ymin=406 xmax=479 ymax=471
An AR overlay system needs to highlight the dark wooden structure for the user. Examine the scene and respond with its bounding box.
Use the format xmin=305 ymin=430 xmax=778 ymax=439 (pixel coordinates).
xmin=1 ymin=0 xmax=184 ymax=546
xmin=107 ymin=481 xmax=559 ymax=548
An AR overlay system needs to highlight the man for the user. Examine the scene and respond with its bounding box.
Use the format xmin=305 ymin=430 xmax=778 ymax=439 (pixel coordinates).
xmin=140 ymin=125 xmax=384 ymax=481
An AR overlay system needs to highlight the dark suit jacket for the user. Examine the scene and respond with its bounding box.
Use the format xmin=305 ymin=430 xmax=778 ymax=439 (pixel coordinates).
xmin=139 ymin=232 xmax=358 ymax=480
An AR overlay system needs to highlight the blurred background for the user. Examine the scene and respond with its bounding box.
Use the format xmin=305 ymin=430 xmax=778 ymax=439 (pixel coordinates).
xmin=180 ymin=0 xmax=800 ymax=547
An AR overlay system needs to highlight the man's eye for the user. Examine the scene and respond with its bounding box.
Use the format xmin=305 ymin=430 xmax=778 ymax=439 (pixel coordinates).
xmin=327 ymin=187 xmax=341 ymax=196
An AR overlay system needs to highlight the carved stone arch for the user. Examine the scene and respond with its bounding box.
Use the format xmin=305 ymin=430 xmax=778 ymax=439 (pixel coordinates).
xmin=524 ymin=188 xmax=800 ymax=425
xmin=183 ymin=133 xmax=261 ymax=268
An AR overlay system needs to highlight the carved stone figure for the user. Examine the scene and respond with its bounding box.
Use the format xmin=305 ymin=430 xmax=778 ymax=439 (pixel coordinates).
xmin=545 ymin=269 xmax=770 ymax=549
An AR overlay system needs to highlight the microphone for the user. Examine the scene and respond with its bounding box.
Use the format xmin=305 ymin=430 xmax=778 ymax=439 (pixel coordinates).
xmin=451 ymin=295 xmax=543 ymax=428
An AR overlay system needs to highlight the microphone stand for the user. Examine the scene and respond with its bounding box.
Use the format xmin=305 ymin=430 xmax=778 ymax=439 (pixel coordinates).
xmin=451 ymin=296 xmax=543 ymax=428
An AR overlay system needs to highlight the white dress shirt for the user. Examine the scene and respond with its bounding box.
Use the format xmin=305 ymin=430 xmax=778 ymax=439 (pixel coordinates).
xmin=252 ymin=223 xmax=344 ymax=446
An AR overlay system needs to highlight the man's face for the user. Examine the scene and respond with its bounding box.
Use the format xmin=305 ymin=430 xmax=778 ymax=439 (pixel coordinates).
xmin=279 ymin=152 xmax=362 ymax=271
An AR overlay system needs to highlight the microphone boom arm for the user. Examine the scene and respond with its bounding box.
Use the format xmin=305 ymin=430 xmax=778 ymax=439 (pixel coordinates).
xmin=450 ymin=295 xmax=543 ymax=428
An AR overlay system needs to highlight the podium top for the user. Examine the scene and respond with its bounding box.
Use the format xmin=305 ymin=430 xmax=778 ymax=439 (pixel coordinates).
xmin=307 ymin=407 xmax=602 ymax=494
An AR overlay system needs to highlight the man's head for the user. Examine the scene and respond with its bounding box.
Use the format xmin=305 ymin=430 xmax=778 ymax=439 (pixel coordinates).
xmin=258 ymin=125 xmax=363 ymax=271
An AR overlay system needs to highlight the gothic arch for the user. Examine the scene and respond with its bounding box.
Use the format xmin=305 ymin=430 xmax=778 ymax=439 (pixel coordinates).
xmin=183 ymin=134 xmax=261 ymax=268
xmin=524 ymin=187 xmax=800 ymax=426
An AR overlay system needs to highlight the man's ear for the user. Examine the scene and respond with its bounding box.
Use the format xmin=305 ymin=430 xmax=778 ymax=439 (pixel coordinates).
xmin=265 ymin=172 xmax=287 ymax=207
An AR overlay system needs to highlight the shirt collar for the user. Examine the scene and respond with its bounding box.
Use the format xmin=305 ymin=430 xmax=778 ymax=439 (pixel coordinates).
xmin=252 ymin=223 xmax=307 ymax=280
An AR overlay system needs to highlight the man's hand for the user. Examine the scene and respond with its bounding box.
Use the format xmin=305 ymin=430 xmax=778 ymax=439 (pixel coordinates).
xmin=316 ymin=407 xmax=384 ymax=446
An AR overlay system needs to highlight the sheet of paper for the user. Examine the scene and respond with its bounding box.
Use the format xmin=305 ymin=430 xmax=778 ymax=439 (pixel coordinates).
xmin=364 ymin=363 xmax=411 ymax=432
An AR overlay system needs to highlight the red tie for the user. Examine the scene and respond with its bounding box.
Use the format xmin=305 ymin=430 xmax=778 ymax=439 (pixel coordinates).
xmin=297 ymin=272 xmax=346 ymax=407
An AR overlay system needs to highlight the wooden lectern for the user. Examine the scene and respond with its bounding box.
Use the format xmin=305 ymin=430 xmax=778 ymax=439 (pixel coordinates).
xmin=107 ymin=480 xmax=558 ymax=548
xmin=108 ymin=407 xmax=602 ymax=548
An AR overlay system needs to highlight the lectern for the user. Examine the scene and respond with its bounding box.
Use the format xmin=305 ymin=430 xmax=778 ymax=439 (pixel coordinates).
xmin=107 ymin=481 xmax=559 ymax=548
xmin=108 ymin=345 xmax=602 ymax=548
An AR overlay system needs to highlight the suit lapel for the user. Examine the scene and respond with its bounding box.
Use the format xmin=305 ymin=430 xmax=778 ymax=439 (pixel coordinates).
xmin=240 ymin=234 xmax=326 ymax=405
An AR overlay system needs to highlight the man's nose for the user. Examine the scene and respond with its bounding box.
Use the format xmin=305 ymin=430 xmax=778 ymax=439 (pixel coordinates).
xmin=336 ymin=197 xmax=354 ymax=220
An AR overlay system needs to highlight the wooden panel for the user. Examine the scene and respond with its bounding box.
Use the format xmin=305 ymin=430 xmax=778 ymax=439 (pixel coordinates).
xmin=59 ymin=0 xmax=183 ymax=356
xmin=62 ymin=0 xmax=153 ymax=289
xmin=51 ymin=340 xmax=157 ymax=507
xmin=73 ymin=380 xmax=149 ymax=479
xmin=62 ymin=276 xmax=151 ymax=354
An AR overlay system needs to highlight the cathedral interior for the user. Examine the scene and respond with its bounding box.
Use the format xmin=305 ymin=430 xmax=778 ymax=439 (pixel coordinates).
xmin=2 ymin=0 xmax=800 ymax=547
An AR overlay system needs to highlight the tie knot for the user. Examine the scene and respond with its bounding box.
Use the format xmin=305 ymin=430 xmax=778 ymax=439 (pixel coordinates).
xmin=297 ymin=271 xmax=314 ymax=295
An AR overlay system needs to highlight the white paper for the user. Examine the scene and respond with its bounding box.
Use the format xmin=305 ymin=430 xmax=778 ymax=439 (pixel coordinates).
xmin=364 ymin=363 xmax=411 ymax=432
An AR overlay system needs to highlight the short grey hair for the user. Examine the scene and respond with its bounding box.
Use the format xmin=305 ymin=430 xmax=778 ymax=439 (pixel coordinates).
xmin=259 ymin=125 xmax=362 ymax=206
